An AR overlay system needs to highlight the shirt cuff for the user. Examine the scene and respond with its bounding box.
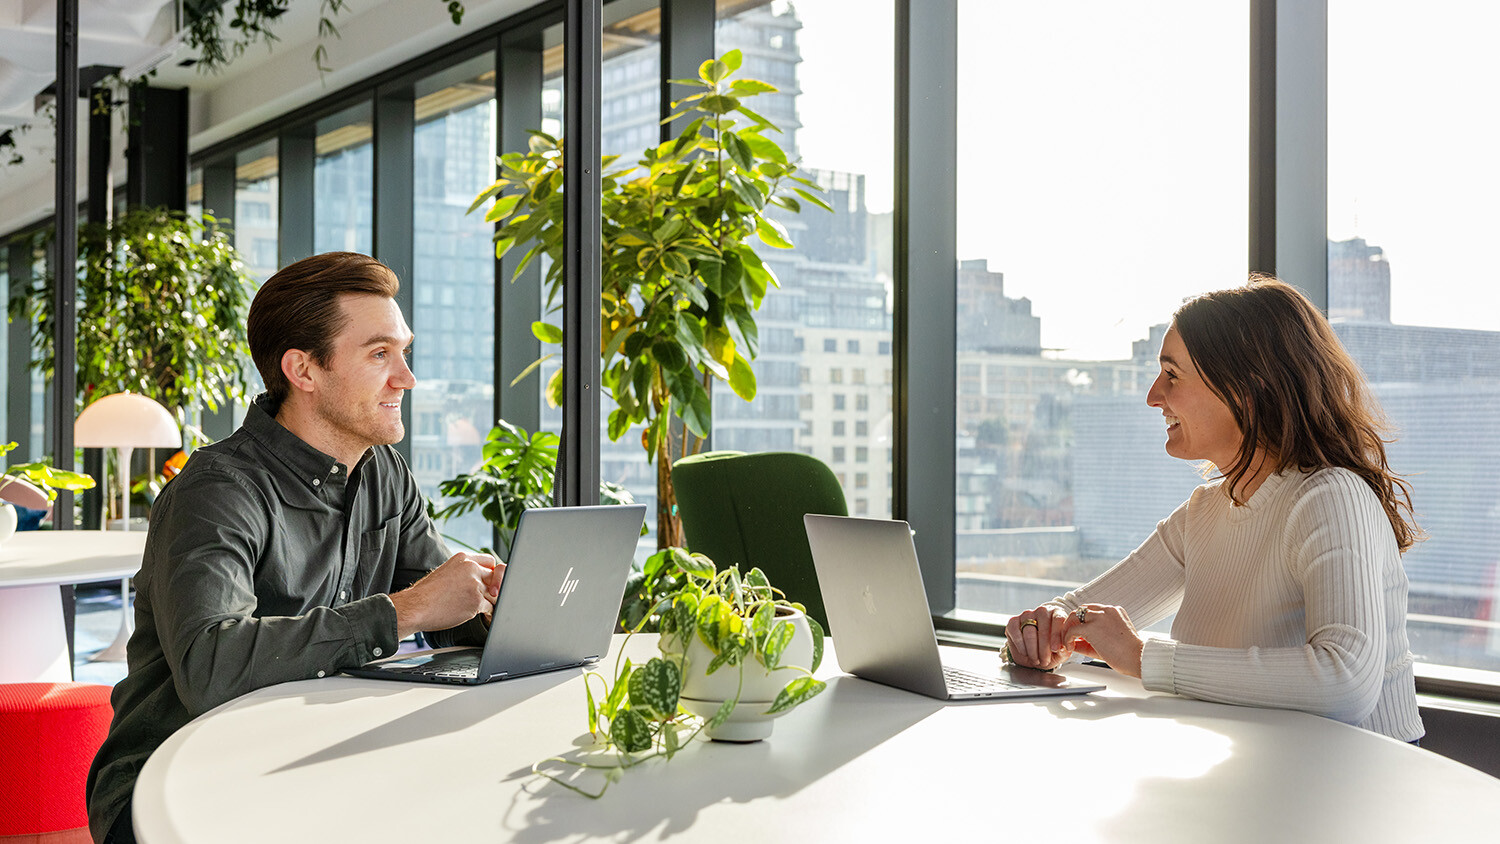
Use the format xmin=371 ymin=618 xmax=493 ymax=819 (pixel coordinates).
xmin=1140 ymin=637 xmax=1177 ymax=693
xmin=341 ymin=593 xmax=400 ymax=662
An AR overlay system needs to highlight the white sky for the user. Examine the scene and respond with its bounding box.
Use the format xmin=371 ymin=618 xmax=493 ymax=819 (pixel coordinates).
xmin=787 ymin=0 xmax=1500 ymax=360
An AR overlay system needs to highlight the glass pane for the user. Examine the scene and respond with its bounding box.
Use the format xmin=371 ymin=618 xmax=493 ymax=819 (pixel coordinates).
xmin=314 ymin=102 xmax=374 ymax=255
xmin=187 ymin=167 xmax=203 ymax=221
xmin=410 ymin=55 xmax=498 ymax=553
xmin=235 ymin=140 xmax=280 ymax=283
xmin=953 ymin=2 xmax=1248 ymax=618
xmin=715 ymin=0 xmax=897 ymax=523
xmin=1329 ymin=1 xmax=1500 ymax=672
xmin=537 ymin=5 xmax=662 ymax=542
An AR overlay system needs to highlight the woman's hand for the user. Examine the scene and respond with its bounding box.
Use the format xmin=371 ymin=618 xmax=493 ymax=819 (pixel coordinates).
xmin=1063 ymin=604 xmax=1145 ymax=678
xmin=1005 ymin=605 xmax=1075 ymax=671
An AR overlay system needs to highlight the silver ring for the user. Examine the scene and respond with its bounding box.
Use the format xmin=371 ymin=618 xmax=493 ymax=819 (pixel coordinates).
xmin=1075 ymin=607 xmax=1088 ymax=624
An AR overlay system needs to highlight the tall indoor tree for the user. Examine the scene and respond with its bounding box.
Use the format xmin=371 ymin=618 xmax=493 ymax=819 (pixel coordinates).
xmin=470 ymin=50 xmax=830 ymax=548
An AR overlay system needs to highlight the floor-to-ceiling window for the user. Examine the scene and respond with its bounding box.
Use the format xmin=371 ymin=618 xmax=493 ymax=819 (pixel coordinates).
xmin=951 ymin=1 xmax=1249 ymax=621
xmin=234 ymin=141 xmax=280 ymax=284
xmin=537 ymin=3 xmax=663 ymax=543
xmin=314 ymin=103 xmax=375 ymax=255
xmin=1328 ymin=1 xmax=1500 ymax=673
xmin=410 ymin=55 xmax=499 ymax=552
xmin=715 ymin=0 xmax=897 ymax=520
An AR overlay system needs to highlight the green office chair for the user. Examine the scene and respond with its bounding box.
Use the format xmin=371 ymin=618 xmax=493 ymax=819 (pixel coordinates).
xmin=671 ymin=450 xmax=848 ymax=631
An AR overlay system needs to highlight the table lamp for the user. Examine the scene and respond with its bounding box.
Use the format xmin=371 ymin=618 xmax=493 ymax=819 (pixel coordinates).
xmin=74 ymin=392 xmax=182 ymax=661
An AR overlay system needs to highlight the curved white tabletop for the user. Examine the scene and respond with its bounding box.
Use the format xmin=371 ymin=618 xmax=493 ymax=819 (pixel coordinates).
xmin=136 ymin=635 xmax=1500 ymax=844
xmin=0 ymin=530 xmax=147 ymax=587
xmin=0 ymin=530 xmax=147 ymax=681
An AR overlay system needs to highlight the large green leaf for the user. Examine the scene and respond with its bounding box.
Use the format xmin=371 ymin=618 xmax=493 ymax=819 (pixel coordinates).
xmin=756 ymin=217 xmax=793 ymax=249
xmin=727 ymin=354 xmax=757 ymax=401
xmin=609 ymin=709 xmax=653 ymax=753
xmin=652 ymin=338 xmax=690 ymax=372
xmin=627 ymin=657 xmax=682 ymax=720
xmin=723 ymin=132 xmax=755 ymax=173
xmin=766 ymin=677 xmax=826 ymax=714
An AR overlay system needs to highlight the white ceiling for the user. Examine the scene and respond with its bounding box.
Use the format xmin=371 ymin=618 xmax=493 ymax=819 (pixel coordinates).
xmin=0 ymin=0 xmax=537 ymax=234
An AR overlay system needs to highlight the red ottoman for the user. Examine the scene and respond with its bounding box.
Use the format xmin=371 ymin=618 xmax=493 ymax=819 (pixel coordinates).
xmin=0 ymin=684 xmax=113 ymax=844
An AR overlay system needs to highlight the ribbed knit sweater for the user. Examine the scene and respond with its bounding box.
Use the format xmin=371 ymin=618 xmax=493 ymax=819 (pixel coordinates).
xmin=1052 ymin=467 xmax=1424 ymax=741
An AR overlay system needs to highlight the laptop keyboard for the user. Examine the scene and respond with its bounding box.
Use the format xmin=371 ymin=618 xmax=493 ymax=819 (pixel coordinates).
xmin=943 ymin=666 xmax=1030 ymax=693
xmin=393 ymin=659 xmax=479 ymax=679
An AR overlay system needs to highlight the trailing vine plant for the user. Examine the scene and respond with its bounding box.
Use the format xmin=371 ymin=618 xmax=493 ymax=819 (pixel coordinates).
xmin=533 ymin=548 xmax=826 ymax=798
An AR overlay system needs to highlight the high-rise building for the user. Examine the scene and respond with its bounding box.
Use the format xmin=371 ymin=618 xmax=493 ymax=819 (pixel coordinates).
xmin=1328 ymin=236 xmax=1392 ymax=323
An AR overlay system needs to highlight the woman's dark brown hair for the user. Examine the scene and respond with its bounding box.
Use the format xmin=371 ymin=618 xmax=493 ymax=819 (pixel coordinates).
xmin=246 ymin=252 xmax=400 ymax=412
xmin=1173 ymin=275 xmax=1420 ymax=552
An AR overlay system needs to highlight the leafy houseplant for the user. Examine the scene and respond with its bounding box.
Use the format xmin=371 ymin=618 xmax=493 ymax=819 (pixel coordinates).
xmin=428 ymin=420 xmax=635 ymax=557
xmin=469 ymin=49 xmax=831 ymax=549
xmin=535 ymin=548 xmax=826 ymax=798
xmin=12 ymin=207 xmax=255 ymax=425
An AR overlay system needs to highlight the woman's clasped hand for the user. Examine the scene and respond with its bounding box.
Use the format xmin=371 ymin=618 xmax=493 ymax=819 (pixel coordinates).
xmin=1004 ymin=603 xmax=1145 ymax=677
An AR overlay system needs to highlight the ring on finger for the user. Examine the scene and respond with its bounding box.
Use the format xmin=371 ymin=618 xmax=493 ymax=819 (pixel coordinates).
xmin=1020 ymin=618 xmax=1039 ymax=630
xmin=1075 ymin=607 xmax=1088 ymax=624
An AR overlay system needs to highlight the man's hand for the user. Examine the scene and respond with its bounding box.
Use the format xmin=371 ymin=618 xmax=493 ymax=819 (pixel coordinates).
xmin=390 ymin=552 xmax=505 ymax=640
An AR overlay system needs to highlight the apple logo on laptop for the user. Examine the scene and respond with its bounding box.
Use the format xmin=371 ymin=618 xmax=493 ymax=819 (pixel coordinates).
xmin=558 ymin=566 xmax=580 ymax=606
xmin=861 ymin=584 xmax=877 ymax=615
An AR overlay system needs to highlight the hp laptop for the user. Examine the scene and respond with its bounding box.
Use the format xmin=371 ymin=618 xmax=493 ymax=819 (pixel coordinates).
xmin=804 ymin=514 xmax=1104 ymax=701
xmin=346 ymin=504 xmax=647 ymax=685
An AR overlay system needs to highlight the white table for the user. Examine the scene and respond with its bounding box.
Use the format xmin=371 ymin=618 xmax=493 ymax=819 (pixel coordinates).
xmin=0 ymin=530 xmax=147 ymax=682
xmin=135 ymin=635 xmax=1500 ymax=844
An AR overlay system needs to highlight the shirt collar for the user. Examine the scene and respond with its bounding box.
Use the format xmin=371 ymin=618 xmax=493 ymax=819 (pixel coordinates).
xmin=243 ymin=393 xmax=361 ymax=488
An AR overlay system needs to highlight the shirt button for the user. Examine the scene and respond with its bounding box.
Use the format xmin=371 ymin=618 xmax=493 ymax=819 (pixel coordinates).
xmin=373 ymin=647 xmax=384 ymax=657
xmin=317 ymin=670 xmax=326 ymax=678
xmin=312 ymin=478 xmax=321 ymax=487
xmin=330 ymin=465 xmax=339 ymax=474
xmin=339 ymin=590 xmax=347 ymax=601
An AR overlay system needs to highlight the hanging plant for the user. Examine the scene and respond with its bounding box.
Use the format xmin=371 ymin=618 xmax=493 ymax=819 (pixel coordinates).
xmin=184 ymin=0 xmax=467 ymax=75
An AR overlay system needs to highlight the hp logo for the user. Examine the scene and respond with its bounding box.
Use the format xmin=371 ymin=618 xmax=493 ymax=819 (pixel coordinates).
xmin=558 ymin=566 xmax=580 ymax=606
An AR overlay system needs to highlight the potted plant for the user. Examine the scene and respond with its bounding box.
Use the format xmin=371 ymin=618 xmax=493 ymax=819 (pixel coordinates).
xmin=534 ymin=548 xmax=825 ymax=798
xmin=428 ymin=420 xmax=636 ymax=557
xmin=469 ymin=49 xmax=831 ymax=549
xmin=0 ymin=441 xmax=97 ymax=544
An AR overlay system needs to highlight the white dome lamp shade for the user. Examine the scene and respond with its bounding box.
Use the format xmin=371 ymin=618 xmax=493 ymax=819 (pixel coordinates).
xmin=74 ymin=392 xmax=182 ymax=662
xmin=75 ymin=392 xmax=181 ymax=531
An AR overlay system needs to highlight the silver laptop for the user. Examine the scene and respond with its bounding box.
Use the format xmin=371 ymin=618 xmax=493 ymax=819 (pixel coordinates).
xmin=345 ymin=504 xmax=647 ymax=685
xmin=804 ymin=514 xmax=1104 ymax=700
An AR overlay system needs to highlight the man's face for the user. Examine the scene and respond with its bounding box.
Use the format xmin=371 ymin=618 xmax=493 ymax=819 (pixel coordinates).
xmin=309 ymin=294 xmax=416 ymax=457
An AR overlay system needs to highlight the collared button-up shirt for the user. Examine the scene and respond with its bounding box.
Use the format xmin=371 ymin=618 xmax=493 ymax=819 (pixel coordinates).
xmin=86 ymin=395 xmax=485 ymax=841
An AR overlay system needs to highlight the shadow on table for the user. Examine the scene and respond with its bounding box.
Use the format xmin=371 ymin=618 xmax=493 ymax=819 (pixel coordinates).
xmin=497 ymin=675 xmax=943 ymax=843
xmin=264 ymin=671 xmax=578 ymax=773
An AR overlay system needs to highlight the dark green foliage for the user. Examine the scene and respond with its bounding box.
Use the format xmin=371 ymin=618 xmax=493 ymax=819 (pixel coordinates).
xmin=11 ymin=207 xmax=254 ymax=422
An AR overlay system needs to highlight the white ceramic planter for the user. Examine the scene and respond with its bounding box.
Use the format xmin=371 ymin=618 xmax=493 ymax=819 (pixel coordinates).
xmin=667 ymin=606 xmax=815 ymax=741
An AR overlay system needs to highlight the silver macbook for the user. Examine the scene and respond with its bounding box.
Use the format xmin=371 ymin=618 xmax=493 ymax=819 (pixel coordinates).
xmin=804 ymin=514 xmax=1104 ymax=701
xmin=345 ymin=504 xmax=647 ymax=685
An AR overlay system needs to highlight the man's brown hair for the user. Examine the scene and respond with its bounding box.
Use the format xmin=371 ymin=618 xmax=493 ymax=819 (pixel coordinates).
xmin=247 ymin=252 xmax=400 ymax=412
xmin=1174 ymin=275 xmax=1419 ymax=552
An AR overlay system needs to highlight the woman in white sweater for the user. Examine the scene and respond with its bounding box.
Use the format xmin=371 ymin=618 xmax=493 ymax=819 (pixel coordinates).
xmin=1006 ymin=277 xmax=1424 ymax=742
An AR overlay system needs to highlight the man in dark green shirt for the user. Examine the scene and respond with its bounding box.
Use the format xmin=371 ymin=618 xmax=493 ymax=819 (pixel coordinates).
xmin=86 ymin=252 xmax=503 ymax=843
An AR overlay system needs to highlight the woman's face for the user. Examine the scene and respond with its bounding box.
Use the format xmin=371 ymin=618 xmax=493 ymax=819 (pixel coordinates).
xmin=1145 ymin=326 xmax=1244 ymax=468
